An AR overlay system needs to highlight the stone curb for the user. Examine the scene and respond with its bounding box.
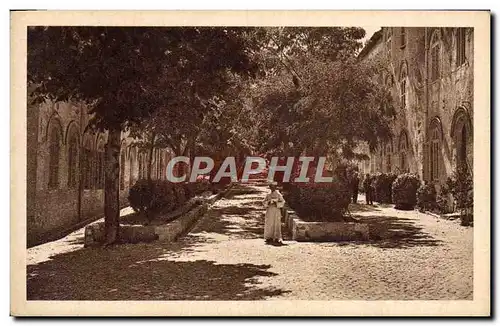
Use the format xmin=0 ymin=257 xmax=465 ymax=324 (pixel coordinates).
xmin=283 ymin=207 xmax=370 ymax=242
xmin=84 ymin=184 xmax=233 ymax=247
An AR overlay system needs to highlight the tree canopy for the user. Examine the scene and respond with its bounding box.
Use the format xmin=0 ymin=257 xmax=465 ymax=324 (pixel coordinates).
xmin=28 ymin=26 xmax=260 ymax=131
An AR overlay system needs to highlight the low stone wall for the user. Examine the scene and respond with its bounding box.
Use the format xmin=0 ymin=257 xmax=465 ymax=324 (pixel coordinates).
xmin=84 ymin=203 xmax=208 ymax=247
xmin=284 ymin=209 xmax=370 ymax=242
xmin=84 ymin=184 xmax=232 ymax=247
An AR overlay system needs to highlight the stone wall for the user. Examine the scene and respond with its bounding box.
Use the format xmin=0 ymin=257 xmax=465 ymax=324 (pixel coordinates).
xmin=358 ymin=27 xmax=473 ymax=194
xmin=27 ymin=95 xmax=175 ymax=246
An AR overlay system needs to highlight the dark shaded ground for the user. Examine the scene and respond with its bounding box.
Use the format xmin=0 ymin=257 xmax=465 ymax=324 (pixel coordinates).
xmin=344 ymin=214 xmax=443 ymax=249
xmin=27 ymin=244 xmax=284 ymax=300
xmin=28 ymin=184 xmax=459 ymax=301
xmin=27 ymin=183 xmax=288 ymax=301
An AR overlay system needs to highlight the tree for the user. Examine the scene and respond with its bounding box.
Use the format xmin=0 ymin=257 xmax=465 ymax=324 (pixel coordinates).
xmin=246 ymin=28 xmax=394 ymax=167
xmin=28 ymin=26 xmax=258 ymax=244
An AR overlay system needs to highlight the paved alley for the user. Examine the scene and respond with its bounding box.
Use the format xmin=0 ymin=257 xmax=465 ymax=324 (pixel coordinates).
xmin=27 ymin=183 xmax=473 ymax=300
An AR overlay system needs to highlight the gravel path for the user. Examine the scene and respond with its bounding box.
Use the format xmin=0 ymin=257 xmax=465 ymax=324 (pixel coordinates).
xmin=27 ymin=183 xmax=473 ymax=300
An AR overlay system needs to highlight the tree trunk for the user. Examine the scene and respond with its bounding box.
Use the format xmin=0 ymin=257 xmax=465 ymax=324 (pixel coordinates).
xmin=147 ymin=133 xmax=156 ymax=181
xmin=104 ymin=128 xmax=121 ymax=245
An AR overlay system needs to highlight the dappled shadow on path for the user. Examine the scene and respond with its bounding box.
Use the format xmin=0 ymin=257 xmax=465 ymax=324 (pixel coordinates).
xmin=190 ymin=203 xmax=265 ymax=240
xmin=27 ymin=240 xmax=286 ymax=300
xmin=225 ymin=186 xmax=264 ymax=199
xmin=182 ymin=183 xmax=268 ymax=240
xmin=342 ymin=215 xmax=443 ymax=249
xmin=27 ymin=183 xmax=286 ymax=301
xmin=349 ymin=203 xmax=381 ymax=213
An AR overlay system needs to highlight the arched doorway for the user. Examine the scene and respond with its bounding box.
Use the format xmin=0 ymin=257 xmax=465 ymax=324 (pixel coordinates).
xmin=429 ymin=118 xmax=443 ymax=183
xmin=451 ymin=107 xmax=473 ymax=172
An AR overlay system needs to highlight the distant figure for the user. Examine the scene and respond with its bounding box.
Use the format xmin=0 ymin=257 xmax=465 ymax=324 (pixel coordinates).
xmin=262 ymin=182 xmax=285 ymax=245
xmin=363 ymin=174 xmax=374 ymax=205
xmin=351 ymin=171 xmax=360 ymax=204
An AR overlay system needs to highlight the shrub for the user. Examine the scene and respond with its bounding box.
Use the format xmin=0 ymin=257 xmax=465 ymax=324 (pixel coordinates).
xmin=436 ymin=178 xmax=454 ymax=214
xmin=417 ymin=182 xmax=437 ymax=212
xmin=128 ymin=179 xmax=196 ymax=221
xmin=391 ymin=173 xmax=421 ymax=210
xmin=448 ymin=166 xmax=473 ymax=226
xmin=128 ymin=179 xmax=154 ymax=214
xmin=373 ymin=173 xmax=397 ymax=203
xmin=284 ymin=179 xmax=351 ymax=222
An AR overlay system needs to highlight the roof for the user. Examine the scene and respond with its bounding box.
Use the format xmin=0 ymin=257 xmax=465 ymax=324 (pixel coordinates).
xmin=357 ymin=28 xmax=383 ymax=60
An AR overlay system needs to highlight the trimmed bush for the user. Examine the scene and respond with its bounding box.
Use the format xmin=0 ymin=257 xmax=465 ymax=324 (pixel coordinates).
xmin=373 ymin=173 xmax=397 ymax=203
xmin=417 ymin=182 xmax=437 ymax=212
xmin=284 ymin=179 xmax=351 ymax=222
xmin=436 ymin=178 xmax=454 ymax=214
xmin=128 ymin=179 xmax=196 ymax=222
xmin=391 ymin=173 xmax=421 ymax=210
xmin=128 ymin=179 xmax=155 ymax=214
xmin=447 ymin=166 xmax=473 ymax=226
xmin=185 ymin=177 xmax=212 ymax=198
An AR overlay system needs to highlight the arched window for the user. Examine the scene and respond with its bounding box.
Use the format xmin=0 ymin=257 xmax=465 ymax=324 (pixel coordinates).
xmin=399 ymin=130 xmax=409 ymax=173
xmin=120 ymin=150 xmax=126 ymax=190
xmin=400 ymin=64 xmax=408 ymax=109
xmin=151 ymin=149 xmax=157 ymax=180
xmin=48 ymin=121 xmax=62 ymax=189
xmin=155 ymin=149 xmax=161 ymax=180
xmin=460 ymin=125 xmax=467 ymax=166
xmin=82 ymin=132 xmax=94 ymax=189
xmin=143 ymin=153 xmax=148 ymax=179
xmin=96 ymin=136 xmax=105 ymax=189
xmin=451 ymin=107 xmax=473 ymax=172
xmin=385 ymin=141 xmax=392 ymax=173
xmin=67 ymin=127 xmax=79 ymax=189
xmin=129 ymin=146 xmax=137 ymax=186
xmin=456 ymin=28 xmax=466 ymax=67
xmin=430 ymin=119 xmax=442 ymax=181
xmin=430 ymin=30 xmax=441 ymax=82
xmin=138 ymin=152 xmax=144 ymax=179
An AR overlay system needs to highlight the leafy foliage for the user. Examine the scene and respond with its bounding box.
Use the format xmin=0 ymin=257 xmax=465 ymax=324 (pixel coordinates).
xmin=128 ymin=179 xmax=214 ymax=222
xmin=436 ymin=178 xmax=454 ymax=214
xmin=249 ymin=54 xmax=394 ymax=159
xmin=391 ymin=173 xmax=421 ymax=210
xmin=28 ymin=26 xmax=261 ymax=242
xmin=445 ymin=166 xmax=474 ymax=226
xmin=285 ymin=182 xmax=352 ymax=222
xmin=417 ymin=182 xmax=438 ymax=213
xmin=373 ymin=173 xmax=398 ymax=204
xmin=28 ymin=27 xmax=259 ymax=131
xmin=284 ymin=165 xmax=353 ymax=222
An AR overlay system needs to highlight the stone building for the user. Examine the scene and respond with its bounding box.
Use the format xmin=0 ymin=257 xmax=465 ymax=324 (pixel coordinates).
xmin=27 ymin=93 xmax=174 ymax=247
xmin=357 ymin=27 xmax=473 ymax=189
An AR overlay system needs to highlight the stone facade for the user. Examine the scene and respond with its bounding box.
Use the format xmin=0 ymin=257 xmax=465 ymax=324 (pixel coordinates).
xmin=27 ymin=95 xmax=175 ymax=247
xmin=357 ymin=27 xmax=473 ymax=189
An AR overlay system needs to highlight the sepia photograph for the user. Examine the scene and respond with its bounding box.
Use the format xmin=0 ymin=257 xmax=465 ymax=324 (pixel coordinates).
xmin=11 ymin=10 xmax=490 ymax=316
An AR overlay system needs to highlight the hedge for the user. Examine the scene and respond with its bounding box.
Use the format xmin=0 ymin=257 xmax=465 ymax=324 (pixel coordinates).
xmin=373 ymin=173 xmax=397 ymax=204
xmin=391 ymin=173 xmax=420 ymax=210
xmin=128 ymin=179 xmax=210 ymax=222
xmin=284 ymin=165 xmax=352 ymax=222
